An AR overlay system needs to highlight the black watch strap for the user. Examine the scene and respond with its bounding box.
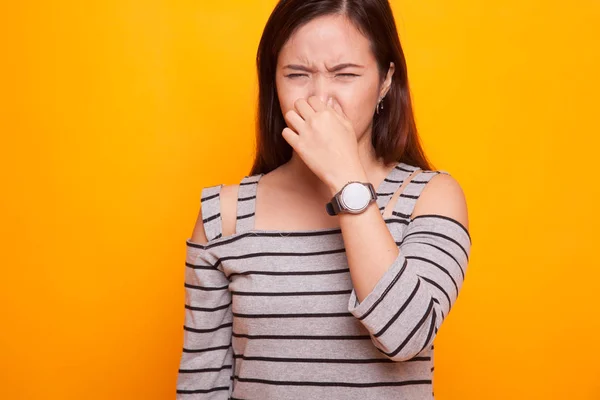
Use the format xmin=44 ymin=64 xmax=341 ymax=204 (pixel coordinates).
xmin=325 ymin=196 xmax=341 ymax=216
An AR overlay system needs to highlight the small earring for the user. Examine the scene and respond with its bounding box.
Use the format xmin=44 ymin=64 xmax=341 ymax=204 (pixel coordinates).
xmin=376 ymin=97 xmax=384 ymax=115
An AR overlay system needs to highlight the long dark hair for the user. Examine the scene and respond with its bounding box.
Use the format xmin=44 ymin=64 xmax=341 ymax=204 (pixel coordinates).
xmin=250 ymin=0 xmax=433 ymax=175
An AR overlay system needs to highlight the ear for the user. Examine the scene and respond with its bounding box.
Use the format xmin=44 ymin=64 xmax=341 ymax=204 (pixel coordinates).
xmin=380 ymin=62 xmax=395 ymax=99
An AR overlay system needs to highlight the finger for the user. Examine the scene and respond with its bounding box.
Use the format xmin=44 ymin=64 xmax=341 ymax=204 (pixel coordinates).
xmin=282 ymin=127 xmax=301 ymax=149
xmin=327 ymin=97 xmax=351 ymax=128
xmin=283 ymin=109 xmax=307 ymax=134
xmin=330 ymin=97 xmax=349 ymax=120
xmin=294 ymin=97 xmax=316 ymax=120
xmin=307 ymin=95 xmax=327 ymax=112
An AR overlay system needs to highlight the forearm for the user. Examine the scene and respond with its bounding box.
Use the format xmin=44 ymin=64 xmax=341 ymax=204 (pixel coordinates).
xmin=327 ymin=169 xmax=399 ymax=304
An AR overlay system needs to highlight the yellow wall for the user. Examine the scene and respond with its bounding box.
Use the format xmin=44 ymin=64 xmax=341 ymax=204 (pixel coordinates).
xmin=1 ymin=1 xmax=598 ymax=399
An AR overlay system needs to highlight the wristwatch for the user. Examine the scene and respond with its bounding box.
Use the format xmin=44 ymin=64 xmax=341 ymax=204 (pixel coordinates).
xmin=325 ymin=181 xmax=377 ymax=216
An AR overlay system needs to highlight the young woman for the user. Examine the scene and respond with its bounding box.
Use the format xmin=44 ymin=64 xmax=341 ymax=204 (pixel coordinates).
xmin=177 ymin=1 xmax=471 ymax=399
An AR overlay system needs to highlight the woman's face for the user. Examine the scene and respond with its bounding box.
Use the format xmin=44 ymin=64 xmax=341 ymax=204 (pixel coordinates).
xmin=276 ymin=14 xmax=394 ymax=142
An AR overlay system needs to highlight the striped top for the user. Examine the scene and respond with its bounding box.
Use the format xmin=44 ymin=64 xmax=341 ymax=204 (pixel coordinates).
xmin=176 ymin=161 xmax=472 ymax=400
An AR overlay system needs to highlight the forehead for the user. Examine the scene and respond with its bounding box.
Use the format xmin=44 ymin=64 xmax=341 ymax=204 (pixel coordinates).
xmin=278 ymin=14 xmax=374 ymax=66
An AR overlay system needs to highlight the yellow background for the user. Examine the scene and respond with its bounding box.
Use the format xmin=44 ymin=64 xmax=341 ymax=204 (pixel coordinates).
xmin=1 ymin=1 xmax=599 ymax=399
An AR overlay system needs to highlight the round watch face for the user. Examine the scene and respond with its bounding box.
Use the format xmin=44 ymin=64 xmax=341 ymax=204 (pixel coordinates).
xmin=340 ymin=182 xmax=371 ymax=212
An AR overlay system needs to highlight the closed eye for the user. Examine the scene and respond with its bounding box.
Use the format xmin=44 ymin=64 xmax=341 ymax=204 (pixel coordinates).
xmin=285 ymin=73 xmax=360 ymax=78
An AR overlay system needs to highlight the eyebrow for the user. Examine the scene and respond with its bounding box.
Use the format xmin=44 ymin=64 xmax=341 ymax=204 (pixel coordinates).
xmin=283 ymin=63 xmax=365 ymax=72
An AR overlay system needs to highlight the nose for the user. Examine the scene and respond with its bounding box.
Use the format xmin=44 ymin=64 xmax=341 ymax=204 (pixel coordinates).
xmin=308 ymin=74 xmax=331 ymax=104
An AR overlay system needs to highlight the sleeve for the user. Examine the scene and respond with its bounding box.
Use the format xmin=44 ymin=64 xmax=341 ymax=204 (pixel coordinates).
xmin=176 ymin=240 xmax=234 ymax=399
xmin=347 ymin=214 xmax=472 ymax=362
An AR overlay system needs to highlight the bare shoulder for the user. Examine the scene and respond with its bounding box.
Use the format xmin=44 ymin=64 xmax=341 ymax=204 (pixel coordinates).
xmin=190 ymin=206 xmax=209 ymax=244
xmin=411 ymin=172 xmax=469 ymax=231
xmin=189 ymin=183 xmax=241 ymax=243
xmin=219 ymin=183 xmax=240 ymax=237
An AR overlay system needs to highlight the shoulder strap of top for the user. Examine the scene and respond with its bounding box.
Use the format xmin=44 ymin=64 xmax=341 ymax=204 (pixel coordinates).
xmin=200 ymin=184 xmax=224 ymax=241
xmin=375 ymin=162 xmax=420 ymax=214
xmin=235 ymin=174 xmax=262 ymax=234
xmin=392 ymin=168 xmax=450 ymax=220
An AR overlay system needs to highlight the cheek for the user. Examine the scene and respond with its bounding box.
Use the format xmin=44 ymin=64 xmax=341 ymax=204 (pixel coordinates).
xmin=276 ymin=79 xmax=304 ymax=114
xmin=280 ymin=92 xmax=303 ymax=114
xmin=338 ymin=92 xmax=377 ymax=132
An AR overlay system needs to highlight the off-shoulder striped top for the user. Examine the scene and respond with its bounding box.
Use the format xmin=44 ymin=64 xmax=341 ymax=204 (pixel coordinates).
xmin=176 ymin=161 xmax=472 ymax=400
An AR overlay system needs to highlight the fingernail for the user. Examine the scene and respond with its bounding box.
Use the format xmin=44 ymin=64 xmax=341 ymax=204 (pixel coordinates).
xmin=327 ymin=97 xmax=333 ymax=107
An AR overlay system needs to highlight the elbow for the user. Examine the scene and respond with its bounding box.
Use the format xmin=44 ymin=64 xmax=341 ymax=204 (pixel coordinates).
xmin=372 ymin=300 xmax=439 ymax=362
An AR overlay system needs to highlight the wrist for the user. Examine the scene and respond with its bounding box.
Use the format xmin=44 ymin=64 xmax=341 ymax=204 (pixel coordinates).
xmin=327 ymin=168 xmax=369 ymax=197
